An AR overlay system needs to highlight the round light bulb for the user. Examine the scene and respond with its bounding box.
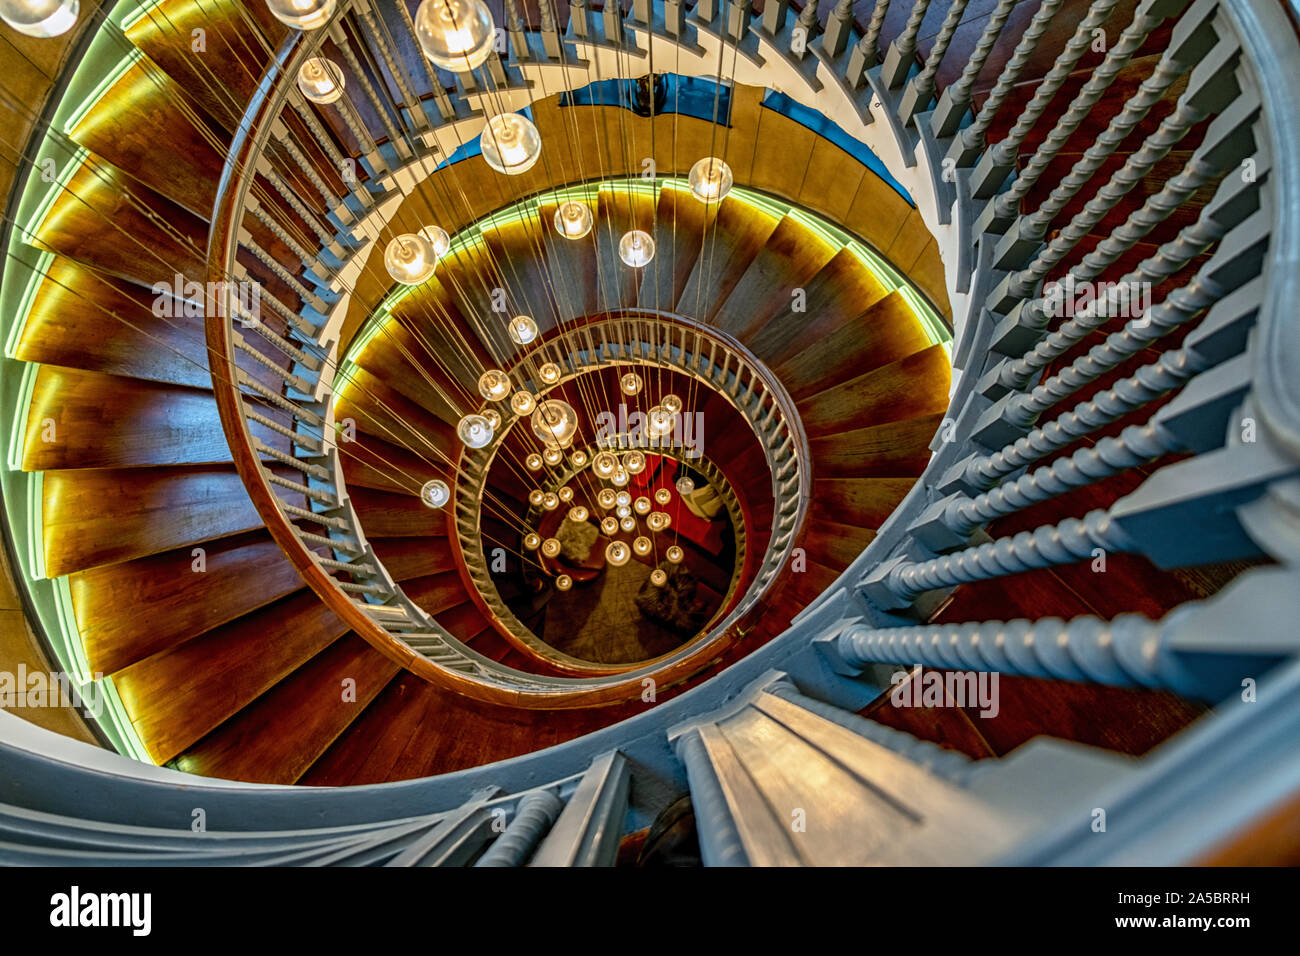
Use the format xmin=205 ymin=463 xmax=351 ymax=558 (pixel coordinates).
xmin=510 ymin=391 xmax=536 ymax=416
xmin=616 ymin=506 xmax=631 ymax=519
xmin=676 ymin=476 xmax=695 ymax=495
xmin=414 ymin=0 xmax=494 ymax=71
xmin=555 ymin=574 xmax=573 ymax=591
xmin=647 ymin=511 xmax=669 ymax=532
xmin=531 ymin=399 xmax=579 ymax=449
xmin=420 ymin=479 xmax=450 ymax=508
xmin=419 ymin=225 xmax=451 ymax=258
xmin=297 ymin=57 xmax=345 ymax=104
xmin=568 ymin=506 xmax=589 ymax=523
xmin=524 ymin=533 xmax=541 ymax=550
xmin=647 ymin=405 xmax=675 ymax=438
xmin=525 ymin=453 xmax=543 ymax=471
xmin=623 ymin=450 xmax=646 ymax=475
xmin=601 ymin=516 xmax=618 ymax=535
xmin=688 ymin=156 xmax=734 ymax=203
xmin=618 ymin=229 xmax=655 ymax=267
xmin=615 ymin=491 xmax=631 ymax=507
xmin=569 ymin=450 xmax=588 ymax=468
xmin=666 ymin=545 xmax=684 ymax=564
xmin=543 ymin=447 xmax=563 ymax=466
xmin=661 ymin=393 xmax=683 ymax=415
xmin=620 ymin=516 xmax=636 ymax=532
xmin=634 ymin=496 xmax=651 ymax=515
xmin=457 ymin=413 xmax=494 ymax=448
xmin=620 ymin=372 xmax=643 ymax=396
xmin=633 ymin=536 xmax=652 ymax=556
xmin=539 ymin=362 xmax=561 ymax=384
xmin=654 ymin=487 xmax=671 ymax=505
xmin=650 ymin=569 xmax=668 ymax=586
xmin=385 ymin=233 xmax=437 ymax=285
xmin=480 ymin=112 xmax=542 ymax=176
xmin=592 ymin=451 xmax=618 ymax=478
xmin=557 ymin=486 xmax=574 ymax=503
xmin=541 ymin=492 xmax=559 ymax=511
xmin=528 ymin=490 xmax=544 ymax=507
xmin=508 ymin=314 xmax=538 ymax=345
xmin=611 ymin=468 xmax=630 ymax=487
xmin=606 ymin=541 xmax=631 ymax=566
xmin=264 ymin=0 xmax=335 ymax=31
xmin=541 ymin=537 xmax=561 ymax=557
xmin=596 ymin=489 xmax=617 ymax=510
xmin=478 ymin=369 xmax=511 ymax=401
xmin=482 ymin=409 xmax=502 ymax=430
xmin=554 ymin=200 xmax=594 ymax=240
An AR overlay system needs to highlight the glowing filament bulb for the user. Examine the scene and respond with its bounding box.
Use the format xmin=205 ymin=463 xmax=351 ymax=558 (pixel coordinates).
xmin=568 ymin=506 xmax=589 ymax=523
xmin=414 ymin=0 xmax=494 ymax=71
xmin=385 ymin=233 xmax=437 ymax=285
xmin=525 ymin=453 xmax=543 ymax=471
xmin=620 ymin=516 xmax=636 ymax=532
xmin=554 ymin=200 xmax=594 ymax=240
xmin=557 ymin=486 xmax=574 ymax=503
xmin=419 ymin=225 xmax=451 ymax=258
xmin=611 ymin=467 xmax=630 ymax=487
xmin=623 ymin=450 xmax=646 ymax=475
xmin=605 ymin=541 xmax=631 ymax=566
xmin=601 ymin=516 xmax=619 ymax=535
xmin=265 ymin=0 xmax=336 ymax=31
xmin=661 ymin=393 xmax=683 ymax=415
xmin=528 ymin=489 xmax=544 ymax=507
xmin=650 ymin=569 xmax=668 ymax=586
xmin=676 ymin=476 xmax=695 ymax=495
xmin=688 ymin=156 xmax=734 ymax=203
xmin=541 ymin=492 xmax=559 ymax=511
xmin=457 ymin=413 xmax=494 ymax=448
xmin=478 ymin=369 xmax=511 ymax=401
xmin=634 ymin=496 xmax=651 ymax=515
xmin=615 ymin=491 xmax=631 ymax=508
xmin=539 ymin=362 xmax=561 ymax=384
xmin=541 ymin=537 xmax=561 ymax=557
xmin=618 ymin=229 xmax=655 ymax=267
xmin=543 ymin=447 xmax=563 ymax=466
xmin=654 ymin=487 xmax=671 ymax=505
xmin=508 ymin=314 xmax=538 ymax=345
xmin=510 ymin=391 xmax=536 ymax=416
xmin=593 ymin=451 xmax=618 ymax=478
xmin=480 ymin=112 xmax=542 ymax=176
xmin=555 ymin=574 xmax=573 ymax=591
xmin=524 ymin=532 xmax=541 ymax=550
xmin=297 ymin=57 xmax=345 ymax=104
xmin=632 ymin=536 xmax=652 ymax=556
xmin=597 ymin=489 xmax=617 ymax=510
xmin=420 ymin=479 xmax=450 ymax=508
xmin=646 ymin=511 xmax=669 ymax=532
xmin=620 ymin=372 xmax=643 ymax=396
xmin=647 ymin=405 xmax=675 ymax=438
xmin=570 ymin=450 xmax=588 ymax=468
xmin=666 ymin=545 xmax=684 ymax=564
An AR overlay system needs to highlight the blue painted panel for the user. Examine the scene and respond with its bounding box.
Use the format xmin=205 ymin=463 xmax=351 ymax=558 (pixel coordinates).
xmin=760 ymin=89 xmax=914 ymax=206
xmin=559 ymin=75 xmax=733 ymax=125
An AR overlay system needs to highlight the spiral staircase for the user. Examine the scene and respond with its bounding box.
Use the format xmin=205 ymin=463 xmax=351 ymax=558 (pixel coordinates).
xmin=0 ymin=0 xmax=1298 ymax=866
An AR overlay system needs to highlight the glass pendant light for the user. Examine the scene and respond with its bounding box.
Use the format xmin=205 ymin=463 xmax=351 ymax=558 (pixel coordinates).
xmin=615 ymin=491 xmax=631 ymax=508
xmin=385 ymin=233 xmax=437 ymax=285
xmin=647 ymin=405 xmax=675 ymax=438
xmin=554 ymin=200 xmax=594 ymax=240
xmin=620 ymin=372 xmax=643 ymax=396
xmin=265 ymin=0 xmax=335 ymax=31
xmin=419 ymin=225 xmax=451 ymax=259
xmin=557 ymin=486 xmax=574 ymax=503
xmin=634 ymin=496 xmax=651 ymax=515
xmin=478 ymin=369 xmax=510 ymax=402
xmin=647 ymin=511 xmax=669 ymax=532
xmin=666 ymin=545 xmax=684 ymax=564
xmin=611 ymin=467 xmax=630 ymax=487
xmin=414 ymin=0 xmax=494 ymax=72
xmin=539 ymin=362 xmax=561 ymax=385
xmin=623 ymin=450 xmax=646 ymax=475
xmin=507 ymin=314 xmax=538 ymax=345
xmin=482 ymin=409 xmax=501 ymax=431
xmin=541 ymin=492 xmax=559 ymax=511
xmin=457 ymin=413 xmax=494 ymax=448
xmin=596 ymin=488 xmax=617 ymax=510
xmin=620 ymin=516 xmax=636 ymax=532
xmin=524 ymin=532 xmax=541 ymax=550
xmin=676 ymin=475 xmax=695 ymax=495
xmin=654 ymin=487 xmax=671 ymax=505
xmin=632 ymin=536 xmax=652 ymax=557
xmin=297 ymin=57 xmax=345 ymax=105
xmin=528 ymin=490 xmax=544 ymax=507
xmin=543 ymin=447 xmax=563 ymax=466
xmin=541 ymin=537 xmax=562 ymax=557
xmin=568 ymin=505 xmax=589 ymax=523
xmin=606 ymin=541 xmax=631 ymax=567
xmin=510 ymin=391 xmax=536 ymax=416
xmin=618 ymin=229 xmax=655 ymax=267
xmin=420 ymin=479 xmax=450 ymax=508
xmin=525 ymin=453 xmax=543 ymax=471
xmin=480 ymin=112 xmax=542 ymax=176
xmin=616 ymin=506 xmax=631 ymax=519
xmin=688 ymin=156 xmax=734 ymax=203
xmin=569 ymin=449 xmax=588 ymax=468
xmin=601 ymin=516 xmax=618 ymax=535
xmin=650 ymin=569 xmax=668 ymax=587
xmin=0 ymin=0 xmax=77 ymax=37
xmin=531 ymin=399 xmax=579 ymax=449
xmin=555 ymin=574 xmax=573 ymax=591
xmin=661 ymin=393 xmax=683 ymax=415
xmin=592 ymin=451 xmax=618 ymax=479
